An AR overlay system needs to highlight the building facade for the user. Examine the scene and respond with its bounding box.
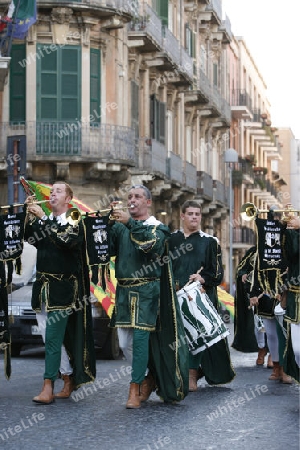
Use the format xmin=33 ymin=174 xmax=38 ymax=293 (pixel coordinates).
xmin=0 ymin=0 xmax=293 ymax=287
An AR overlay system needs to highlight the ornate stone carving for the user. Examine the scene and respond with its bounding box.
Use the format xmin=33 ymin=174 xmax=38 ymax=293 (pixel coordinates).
xmin=51 ymin=8 xmax=73 ymax=25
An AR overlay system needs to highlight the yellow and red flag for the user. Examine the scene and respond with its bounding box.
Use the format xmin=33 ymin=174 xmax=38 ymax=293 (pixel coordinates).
xmin=217 ymin=287 xmax=234 ymax=319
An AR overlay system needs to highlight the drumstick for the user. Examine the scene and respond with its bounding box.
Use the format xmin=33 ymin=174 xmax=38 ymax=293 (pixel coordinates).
xmin=184 ymin=267 xmax=203 ymax=300
xmin=248 ymin=292 xmax=264 ymax=310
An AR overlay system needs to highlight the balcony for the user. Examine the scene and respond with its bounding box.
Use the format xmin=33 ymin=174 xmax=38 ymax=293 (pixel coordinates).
xmin=206 ymin=0 xmax=222 ymax=24
xmin=135 ymin=138 xmax=167 ymax=178
xmin=183 ymin=161 xmax=197 ymax=192
xmin=127 ymin=3 xmax=163 ymax=52
xmin=197 ymin=171 xmax=213 ymax=200
xmin=213 ymin=179 xmax=226 ymax=204
xmin=186 ymin=67 xmax=210 ymax=105
xmin=128 ymin=5 xmax=193 ymax=83
xmin=0 ymin=121 xmax=136 ymax=164
xmin=219 ymin=15 xmax=233 ymax=44
xmin=167 ymin=153 xmax=183 ymax=185
xmin=231 ymin=89 xmax=252 ymax=120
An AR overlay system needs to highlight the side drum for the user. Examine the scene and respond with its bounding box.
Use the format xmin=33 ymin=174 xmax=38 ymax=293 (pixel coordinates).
xmin=177 ymin=281 xmax=229 ymax=355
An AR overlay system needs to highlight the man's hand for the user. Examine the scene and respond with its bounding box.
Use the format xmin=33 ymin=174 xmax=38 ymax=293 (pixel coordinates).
xmin=241 ymin=274 xmax=248 ymax=283
xmin=249 ymin=296 xmax=259 ymax=308
xmin=109 ymin=202 xmax=130 ymax=224
xmin=189 ymin=273 xmax=205 ymax=285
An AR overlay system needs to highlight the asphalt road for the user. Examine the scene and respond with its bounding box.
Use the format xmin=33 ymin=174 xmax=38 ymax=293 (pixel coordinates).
xmin=0 ymin=322 xmax=299 ymax=450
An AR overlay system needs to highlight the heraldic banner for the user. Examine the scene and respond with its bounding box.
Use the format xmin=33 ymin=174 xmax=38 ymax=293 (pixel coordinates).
xmin=0 ymin=208 xmax=26 ymax=379
xmin=84 ymin=214 xmax=110 ymax=287
xmin=254 ymin=217 xmax=286 ymax=295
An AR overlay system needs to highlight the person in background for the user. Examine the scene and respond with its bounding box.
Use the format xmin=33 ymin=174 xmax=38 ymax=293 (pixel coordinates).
xmin=282 ymin=215 xmax=300 ymax=383
xmin=168 ymin=200 xmax=235 ymax=391
xmin=25 ymin=181 xmax=96 ymax=404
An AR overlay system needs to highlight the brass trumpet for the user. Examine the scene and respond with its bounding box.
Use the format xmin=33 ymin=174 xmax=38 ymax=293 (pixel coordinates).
xmin=240 ymin=202 xmax=300 ymax=221
xmin=65 ymin=204 xmax=134 ymax=226
xmin=0 ymin=200 xmax=49 ymax=209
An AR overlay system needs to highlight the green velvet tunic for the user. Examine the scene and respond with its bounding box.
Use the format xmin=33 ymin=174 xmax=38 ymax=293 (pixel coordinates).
xmin=109 ymin=216 xmax=189 ymax=401
xmin=24 ymin=216 xmax=96 ymax=388
xmin=168 ymin=230 xmax=235 ymax=385
xmin=110 ymin=216 xmax=170 ymax=330
xmin=168 ymin=230 xmax=219 ymax=304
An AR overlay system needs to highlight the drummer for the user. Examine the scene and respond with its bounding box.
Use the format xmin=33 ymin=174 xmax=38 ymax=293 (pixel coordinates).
xmin=168 ymin=200 xmax=235 ymax=391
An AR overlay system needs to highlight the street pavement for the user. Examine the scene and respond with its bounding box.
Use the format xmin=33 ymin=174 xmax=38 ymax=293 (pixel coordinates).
xmin=0 ymin=322 xmax=299 ymax=450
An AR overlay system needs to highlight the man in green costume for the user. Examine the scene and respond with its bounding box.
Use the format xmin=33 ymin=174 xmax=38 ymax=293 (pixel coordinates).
xmin=25 ymin=182 xmax=96 ymax=404
xmin=109 ymin=185 xmax=189 ymax=408
xmin=168 ymin=200 xmax=235 ymax=391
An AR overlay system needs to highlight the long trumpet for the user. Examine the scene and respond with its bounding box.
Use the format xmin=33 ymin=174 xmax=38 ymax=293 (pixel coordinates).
xmin=240 ymin=202 xmax=300 ymax=221
xmin=65 ymin=204 xmax=134 ymax=226
xmin=0 ymin=200 xmax=49 ymax=209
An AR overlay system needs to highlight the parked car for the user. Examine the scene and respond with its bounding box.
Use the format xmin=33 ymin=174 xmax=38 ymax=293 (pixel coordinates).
xmin=7 ymin=282 xmax=120 ymax=359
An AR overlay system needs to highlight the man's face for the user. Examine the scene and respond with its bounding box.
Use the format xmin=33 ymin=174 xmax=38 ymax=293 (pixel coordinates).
xmin=127 ymin=188 xmax=151 ymax=219
xmin=181 ymin=207 xmax=202 ymax=232
xmin=50 ymin=183 xmax=71 ymax=212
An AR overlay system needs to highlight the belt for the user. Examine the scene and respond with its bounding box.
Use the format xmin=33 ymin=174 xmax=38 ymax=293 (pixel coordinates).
xmin=118 ymin=277 xmax=159 ymax=287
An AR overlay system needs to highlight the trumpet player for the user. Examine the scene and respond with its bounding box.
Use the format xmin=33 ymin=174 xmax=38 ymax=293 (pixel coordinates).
xmin=108 ymin=185 xmax=188 ymax=408
xmin=24 ymin=181 xmax=96 ymax=404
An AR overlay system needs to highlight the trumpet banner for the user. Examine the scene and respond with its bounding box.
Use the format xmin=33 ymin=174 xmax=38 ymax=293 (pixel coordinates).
xmin=20 ymin=177 xmax=115 ymax=316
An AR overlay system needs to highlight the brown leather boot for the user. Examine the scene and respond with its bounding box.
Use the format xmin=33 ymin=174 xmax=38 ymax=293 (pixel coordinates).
xmin=189 ymin=369 xmax=198 ymax=392
xmin=126 ymin=383 xmax=141 ymax=409
xmin=279 ymin=366 xmax=293 ymax=384
xmin=268 ymin=361 xmax=281 ymax=380
xmin=32 ymin=379 xmax=54 ymax=404
xmin=140 ymin=373 xmax=155 ymax=402
xmin=54 ymin=375 xmax=75 ymax=399
xmin=256 ymin=347 xmax=267 ymax=365
xmin=267 ymin=354 xmax=274 ymax=369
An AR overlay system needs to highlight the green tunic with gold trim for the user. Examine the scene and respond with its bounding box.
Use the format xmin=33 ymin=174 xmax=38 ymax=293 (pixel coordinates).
xmin=169 ymin=230 xmax=235 ymax=385
xmin=24 ymin=215 xmax=96 ymax=388
xmin=109 ymin=216 xmax=189 ymax=402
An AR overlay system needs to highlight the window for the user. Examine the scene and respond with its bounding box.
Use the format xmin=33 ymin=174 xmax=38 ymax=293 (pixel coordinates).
xmin=213 ymin=63 xmax=218 ymax=87
xmin=10 ymin=44 xmax=26 ymax=123
xmin=90 ymin=49 xmax=101 ymax=123
xmin=131 ymin=81 xmax=139 ymax=138
xmin=36 ymin=45 xmax=81 ymax=155
xmin=36 ymin=45 xmax=81 ymax=121
xmin=153 ymin=0 xmax=168 ymax=26
xmin=185 ymin=25 xmax=195 ymax=58
xmin=150 ymin=94 xmax=166 ymax=145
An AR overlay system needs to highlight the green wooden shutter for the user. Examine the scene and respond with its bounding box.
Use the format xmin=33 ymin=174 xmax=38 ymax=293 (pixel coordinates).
xmin=36 ymin=45 xmax=81 ymax=155
xmin=131 ymin=80 xmax=139 ymax=137
xmin=213 ymin=63 xmax=218 ymax=87
xmin=90 ymin=49 xmax=101 ymax=124
xmin=61 ymin=47 xmax=81 ymax=121
xmin=37 ymin=44 xmax=58 ymax=120
xmin=10 ymin=44 xmax=26 ymax=123
xmin=156 ymin=0 xmax=168 ymax=27
xmin=37 ymin=45 xmax=81 ymax=120
xmin=150 ymin=94 xmax=155 ymax=139
xmin=159 ymin=102 xmax=166 ymax=144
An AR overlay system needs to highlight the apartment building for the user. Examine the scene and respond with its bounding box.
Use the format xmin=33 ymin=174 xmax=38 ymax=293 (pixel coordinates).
xmin=0 ymin=0 xmax=291 ymax=286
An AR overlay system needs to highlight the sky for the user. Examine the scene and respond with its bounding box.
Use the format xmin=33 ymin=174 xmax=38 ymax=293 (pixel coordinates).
xmin=222 ymin=0 xmax=300 ymax=139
